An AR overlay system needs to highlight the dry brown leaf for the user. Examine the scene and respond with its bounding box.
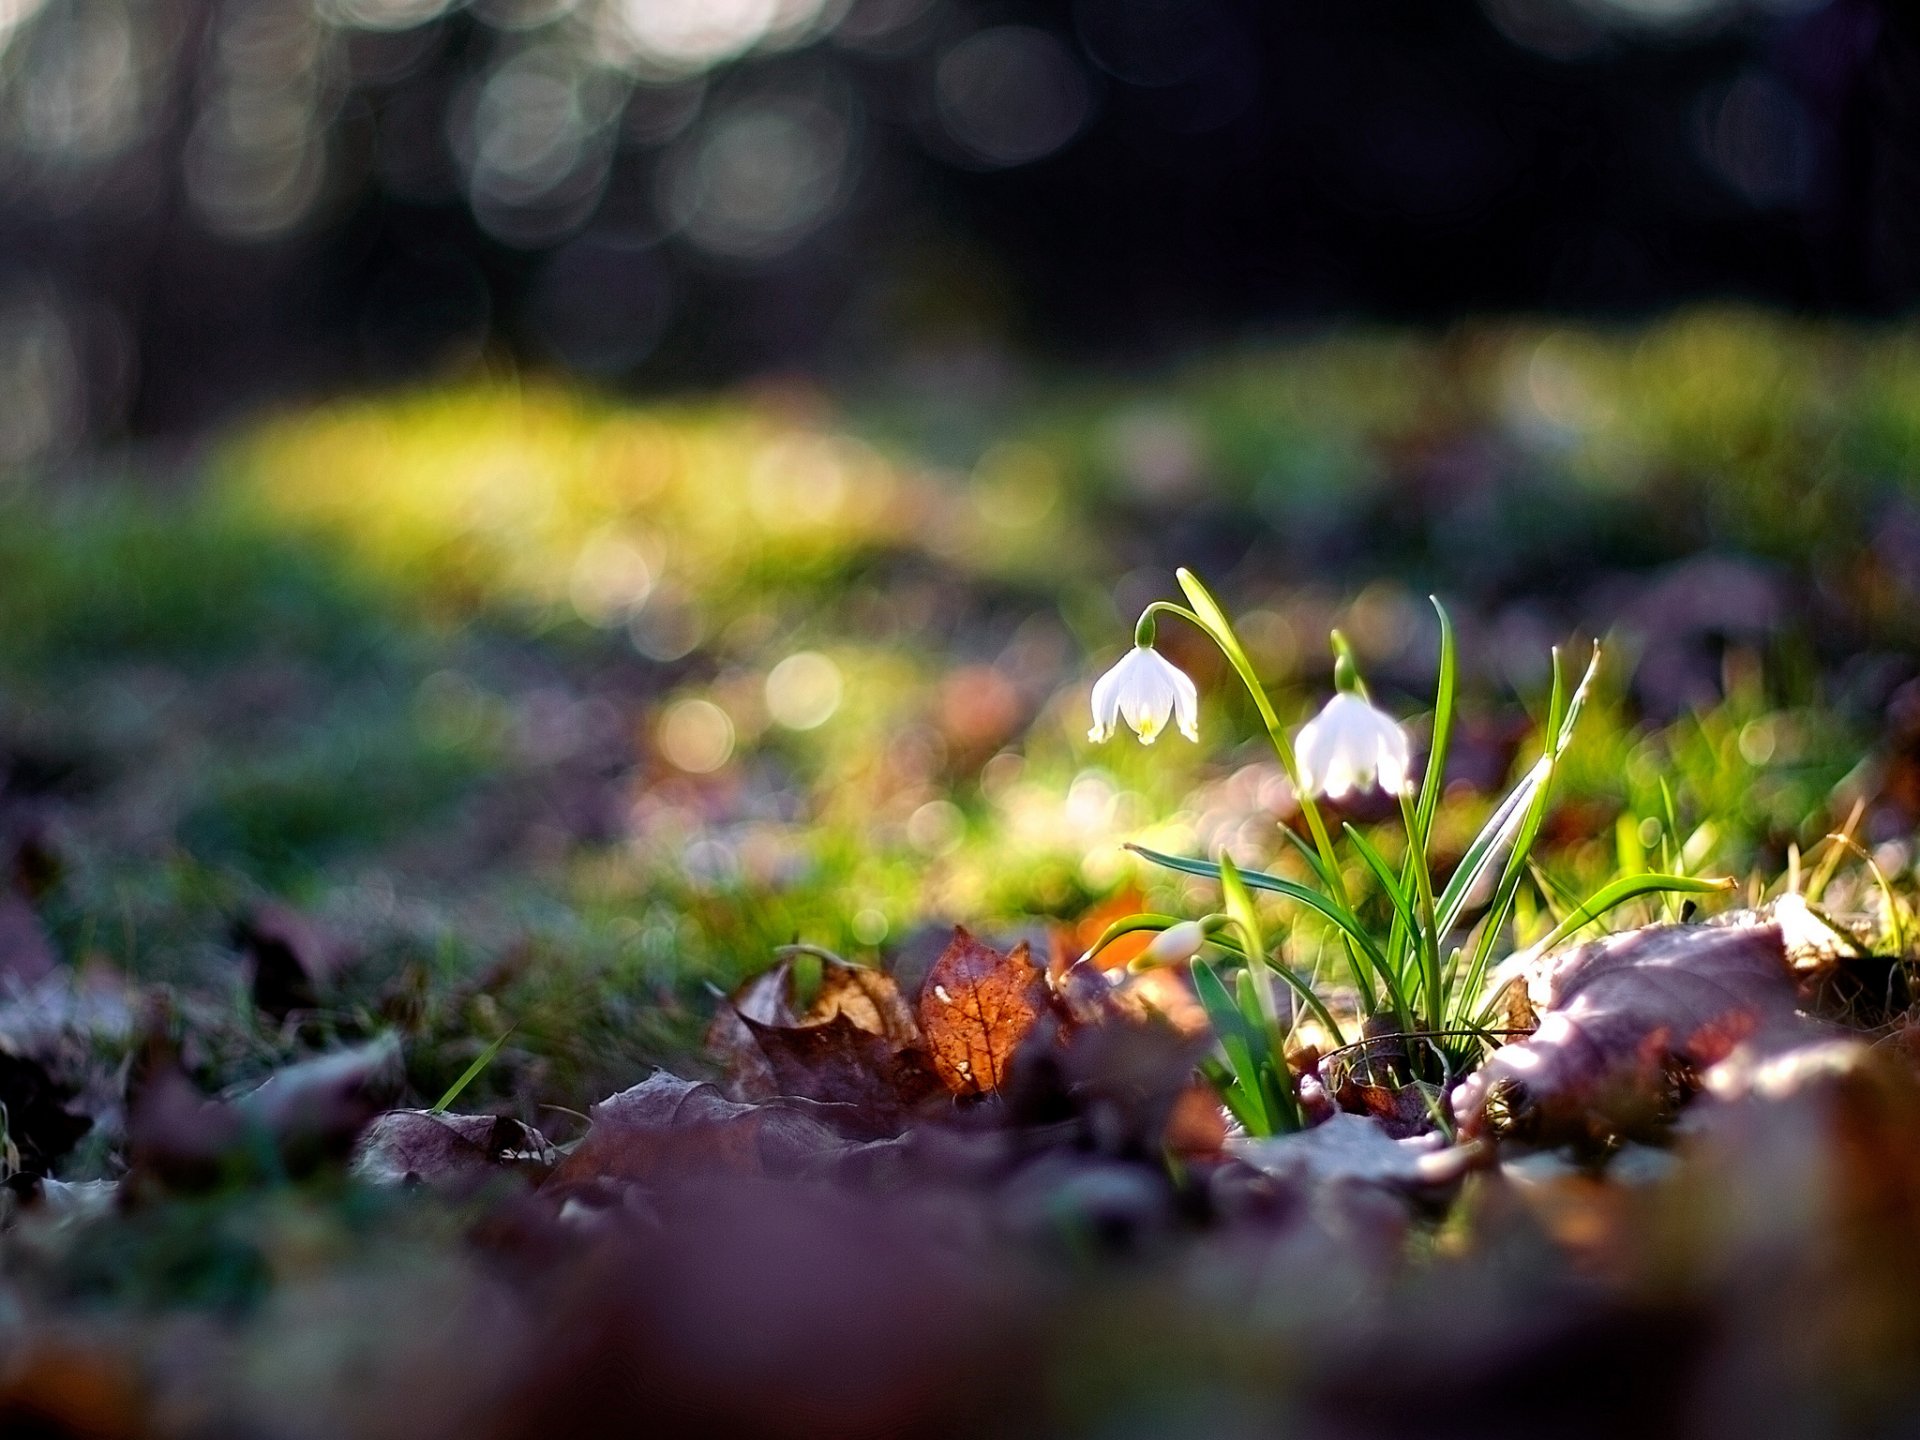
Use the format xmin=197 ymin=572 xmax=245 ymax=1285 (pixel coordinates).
xmin=1454 ymin=918 xmax=1825 ymax=1145
xmin=740 ymin=1013 xmax=944 ymax=1127
xmin=917 ymin=928 xmax=1048 ymax=1097
xmin=805 ymin=961 xmax=920 ymax=1047
xmin=708 ymin=956 xmax=934 ymax=1120
xmin=353 ymin=1109 xmax=551 ymax=1188
xmin=544 ymin=1072 xmax=851 ymax=1195
xmin=704 ymin=959 xmax=797 ymax=1100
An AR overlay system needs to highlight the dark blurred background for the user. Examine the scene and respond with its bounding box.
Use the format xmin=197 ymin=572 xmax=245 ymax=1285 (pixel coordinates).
xmin=0 ymin=0 xmax=1916 ymax=460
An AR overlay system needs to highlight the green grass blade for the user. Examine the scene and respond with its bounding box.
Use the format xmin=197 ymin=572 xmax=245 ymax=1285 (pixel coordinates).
xmin=1415 ymin=596 xmax=1457 ymax=843
xmin=1192 ymin=958 xmax=1270 ymax=1134
xmin=1532 ymin=873 xmax=1735 ymax=954
xmin=1276 ymin=824 xmax=1334 ymax=888
xmin=1218 ymin=853 xmax=1266 ymax=961
xmin=432 ymin=1027 xmax=515 ymax=1114
xmin=1433 ymin=757 xmax=1549 ymax=935
xmin=1198 ymin=1054 xmax=1262 ymax=1133
xmin=1173 ymin=567 xmax=1374 ymax=1015
xmin=1343 ymin=823 xmax=1416 ymax=930
xmin=1205 ymin=933 xmax=1348 ymax=1044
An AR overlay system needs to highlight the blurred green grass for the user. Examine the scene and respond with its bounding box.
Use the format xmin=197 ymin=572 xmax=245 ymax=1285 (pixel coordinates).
xmin=1 ymin=309 xmax=1911 ymax=1113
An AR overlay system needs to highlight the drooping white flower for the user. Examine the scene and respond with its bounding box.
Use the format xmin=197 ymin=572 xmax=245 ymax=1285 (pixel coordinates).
xmin=1140 ymin=919 xmax=1207 ymax=967
xmin=1295 ymin=692 xmax=1412 ymax=799
xmin=1088 ymin=645 xmax=1199 ymax=745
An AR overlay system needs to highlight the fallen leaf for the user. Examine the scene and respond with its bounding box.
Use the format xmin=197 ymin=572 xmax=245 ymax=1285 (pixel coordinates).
xmin=704 ymin=960 xmax=796 ymax=1100
xmin=1048 ymin=957 xmax=1202 ymax=1035
xmin=1333 ymin=1076 xmax=1448 ymax=1140
xmin=1049 ymin=1018 xmax=1221 ymax=1158
xmin=707 ymin=956 xmax=937 ymax=1122
xmin=544 ymin=1071 xmax=852 ymax=1197
xmin=740 ymin=1014 xmax=943 ymax=1129
xmin=1454 ymin=918 xmax=1825 ymax=1145
xmin=806 ymin=960 xmax=921 ymax=1047
xmin=354 ymin=1109 xmax=552 ymax=1188
xmin=917 ymin=928 xmax=1048 ymax=1097
xmin=243 ymin=1033 xmax=405 ymax=1146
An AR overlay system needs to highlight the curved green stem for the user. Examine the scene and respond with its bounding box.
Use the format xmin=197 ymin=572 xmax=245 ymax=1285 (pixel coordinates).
xmin=1144 ymin=580 xmax=1376 ymax=1014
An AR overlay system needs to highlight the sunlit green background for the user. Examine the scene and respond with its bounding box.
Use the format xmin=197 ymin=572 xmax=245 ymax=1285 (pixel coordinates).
xmin=8 ymin=308 xmax=1913 ymax=1114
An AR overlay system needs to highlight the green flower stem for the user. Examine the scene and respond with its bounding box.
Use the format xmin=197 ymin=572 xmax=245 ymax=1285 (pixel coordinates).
xmin=1140 ymin=587 xmax=1376 ymax=1014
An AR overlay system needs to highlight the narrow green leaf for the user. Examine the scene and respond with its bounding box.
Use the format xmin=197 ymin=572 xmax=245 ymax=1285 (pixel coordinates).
xmin=1192 ymin=957 xmax=1248 ymax=1044
xmin=1218 ymin=853 xmax=1266 ymax=961
xmin=1276 ymin=825 xmax=1334 ymax=888
xmin=1447 ymin=645 xmax=1602 ymax=1024
xmin=1415 ymin=596 xmax=1457 ymax=842
xmin=1197 ymin=1054 xmax=1262 ymax=1133
xmin=1614 ymin=811 xmax=1646 ymax=878
xmin=1234 ymin=967 xmax=1273 ymax=1055
xmin=1533 ymin=873 xmax=1734 ymax=954
xmin=1525 ymin=859 xmax=1586 ymax=924
xmin=433 ymin=1028 xmax=515 ymax=1114
xmin=1344 ymin=822 xmax=1416 ymax=932
xmin=1194 ymin=960 xmax=1270 ymax=1134
xmin=1175 ymin=565 xmax=1370 ymax=1012
xmin=1203 ymin=932 xmax=1347 ymax=1043
xmin=1432 ymin=757 xmax=1549 ymax=935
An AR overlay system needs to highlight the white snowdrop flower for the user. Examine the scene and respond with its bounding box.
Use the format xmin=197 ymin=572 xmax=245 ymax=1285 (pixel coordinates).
xmin=1140 ymin=919 xmax=1207 ymax=967
xmin=1088 ymin=645 xmax=1199 ymax=745
xmin=1295 ymin=692 xmax=1413 ymax=799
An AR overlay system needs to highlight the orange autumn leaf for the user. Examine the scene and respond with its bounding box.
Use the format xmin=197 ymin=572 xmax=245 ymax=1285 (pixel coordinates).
xmin=917 ymin=928 xmax=1048 ymax=1096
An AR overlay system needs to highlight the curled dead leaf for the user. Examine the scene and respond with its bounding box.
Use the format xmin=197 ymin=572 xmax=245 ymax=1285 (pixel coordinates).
xmin=707 ymin=955 xmax=938 ymax=1123
xmin=739 ymin=1014 xmax=943 ymax=1130
xmin=1455 ymin=918 xmax=1826 ymax=1145
xmin=704 ymin=959 xmax=798 ymax=1100
xmin=808 ymin=959 xmax=921 ymax=1048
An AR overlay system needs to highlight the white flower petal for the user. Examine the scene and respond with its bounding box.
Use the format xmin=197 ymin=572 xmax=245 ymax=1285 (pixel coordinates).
xmin=1088 ymin=645 xmax=1200 ymax=746
xmin=1170 ymin=663 xmax=1199 ymax=742
xmin=1088 ymin=652 xmax=1129 ymax=741
xmin=1293 ymin=691 xmax=1412 ymax=800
